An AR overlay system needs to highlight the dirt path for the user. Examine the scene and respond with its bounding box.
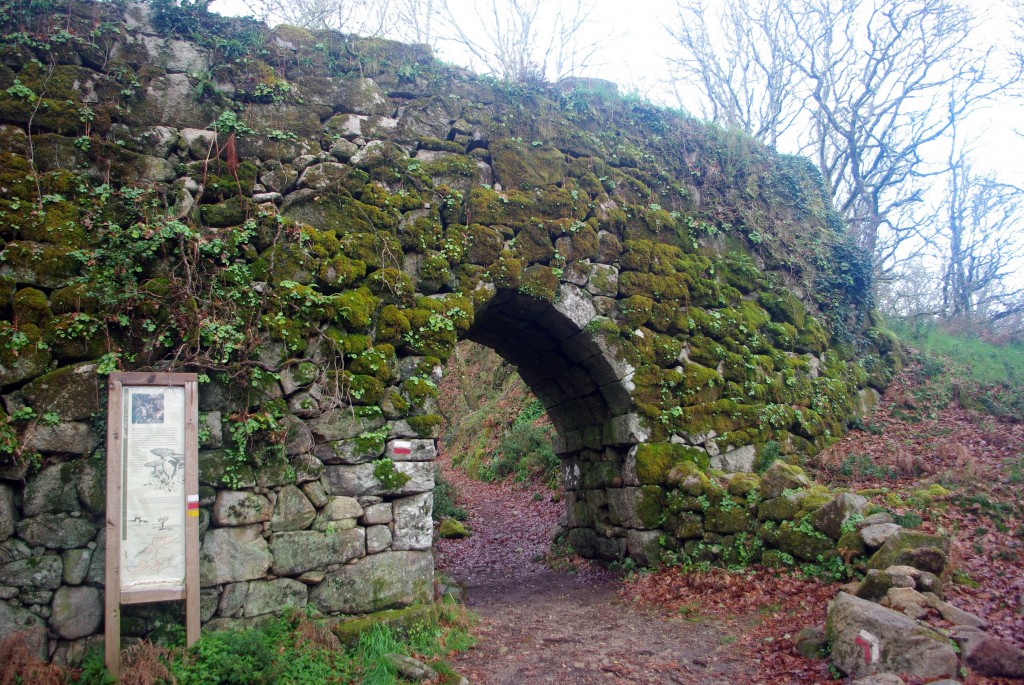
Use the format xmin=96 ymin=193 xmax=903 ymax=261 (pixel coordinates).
xmin=435 ymin=455 xmax=753 ymax=685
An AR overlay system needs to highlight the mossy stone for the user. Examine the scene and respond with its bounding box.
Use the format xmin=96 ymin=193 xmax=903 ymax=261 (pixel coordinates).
xmin=466 ymin=224 xmax=503 ymax=265
xmin=332 ymin=605 xmax=439 ymax=646
xmin=12 ymin=288 xmax=51 ymax=326
xmin=706 ymin=501 xmax=752 ymax=534
xmin=514 ymin=222 xmax=555 ymax=264
xmin=335 ymin=288 xmax=380 ymax=331
xmin=633 ymin=443 xmax=710 ymax=486
xmin=406 ymin=414 xmax=443 ymax=438
xmin=0 ymin=241 xmax=79 ymax=289
xmin=490 ymin=139 xmax=567 ymax=188
xmin=518 ymin=265 xmax=558 ymax=301
xmin=438 ymin=518 xmax=470 ymax=539
xmin=726 ymin=472 xmax=760 ymax=496
xmin=375 ymin=305 xmax=411 ymax=344
xmin=776 ymin=520 xmax=836 ymax=562
xmin=636 ymin=485 xmax=665 ymax=529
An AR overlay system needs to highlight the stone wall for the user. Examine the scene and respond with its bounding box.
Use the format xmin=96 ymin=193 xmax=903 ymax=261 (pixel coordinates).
xmin=0 ymin=0 xmax=897 ymax=662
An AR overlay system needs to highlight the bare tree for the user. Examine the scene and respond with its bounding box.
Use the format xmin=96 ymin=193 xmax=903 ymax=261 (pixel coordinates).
xmin=242 ymin=0 xmax=393 ymax=35
xmin=434 ymin=0 xmax=601 ymax=82
xmin=665 ymin=0 xmax=1018 ymax=277
xmin=937 ymin=143 xmax=1024 ymax=326
xmin=665 ymin=0 xmax=801 ymax=149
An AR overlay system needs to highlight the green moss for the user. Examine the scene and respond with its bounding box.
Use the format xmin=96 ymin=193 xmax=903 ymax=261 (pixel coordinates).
xmin=620 ymin=272 xmax=688 ymax=301
xmin=706 ymin=501 xmax=752 ymax=534
xmin=518 ymin=265 xmax=558 ymax=301
xmin=334 ymin=287 xmax=380 ymax=331
xmin=776 ymin=519 xmax=836 ymax=562
xmin=12 ymin=287 xmax=51 ymax=325
xmin=634 ymin=443 xmax=710 ymax=485
xmin=795 ymin=316 xmax=827 ymax=353
xmin=346 ymin=373 xmax=385 ymax=405
xmin=418 ymin=137 xmax=464 ymax=153
xmin=759 ymin=291 xmax=806 ymax=329
xmin=513 ymin=222 xmax=555 ymax=264
xmin=366 ymin=268 xmax=415 ymax=307
xmin=0 ymin=241 xmax=79 ymax=289
xmin=404 ymin=308 xmax=456 ymax=359
xmin=375 ymin=305 xmax=411 ymax=344
xmin=726 ymin=472 xmax=760 ymax=496
xmin=490 ymin=139 xmax=567 ymax=188
xmin=332 ymin=605 xmax=440 ymax=646
xmin=619 ymin=295 xmax=652 ymax=328
xmin=317 ymin=255 xmax=367 ymax=290
xmin=401 ymin=375 xmax=438 ymax=407
xmin=47 ymin=282 xmax=98 ymax=315
xmin=680 ymin=363 xmax=723 ymax=405
xmin=340 ymin=232 xmax=403 ymax=270
xmin=407 ymin=413 xmax=443 ymax=438
xmin=253 ymin=243 xmax=313 ymax=285
xmin=637 ymin=485 xmax=665 ymax=529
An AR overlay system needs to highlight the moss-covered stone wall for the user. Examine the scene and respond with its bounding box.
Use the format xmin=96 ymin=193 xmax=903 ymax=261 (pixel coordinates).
xmin=0 ymin=0 xmax=899 ymax=661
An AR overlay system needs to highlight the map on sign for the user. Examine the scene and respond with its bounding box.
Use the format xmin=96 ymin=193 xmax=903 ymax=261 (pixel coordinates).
xmin=121 ymin=386 xmax=186 ymax=591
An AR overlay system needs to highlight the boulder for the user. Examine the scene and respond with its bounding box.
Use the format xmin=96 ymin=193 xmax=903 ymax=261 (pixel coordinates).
xmin=362 ymin=502 xmax=392 ymax=525
xmin=23 ymin=462 xmax=81 ymax=516
xmin=243 ymin=578 xmax=307 ymax=617
xmin=50 ymin=585 xmax=101 ymax=639
xmin=309 ymin=551 xmax=432 ymax=614
xmin=391 ymin=493 xmax=433 ymax=551
xmin=760 ymin=461 xmax=810 ymax=499
xmin=0 ymin=602 xmax=47 ymax=660
xmin=626 ymin=529 xmax=663 ymax=567
xmin=270 ymin=485 xmax=316 ymax=532
xmin=386 ymin=654 xmax=437 ymax=682
xmin=0 ymin=554 xmax=63 ymax=589
xmin=268 ymin=528 xmax=365 ymax=576
xmin=867 ymin=530 xmax=951 ymax=576
xmin=321 ymin=461 xmax=433 ymax=497
xmin=855 ymin=567 xmax=918 ymax=602
xmin=308 ymin=409 xmax=385 ymax=443
xmin=811 ymin=493 xmax=868 ymax=540
xmin=850 ymin=675 xmax=905 ymax=685
xmin=860 ymin=523 xmax=901 ymax=549
xmin=438 ymin=518 xmax=469 ymax=539
xmin=17 ymin=514 xmax=96 ymax=549
xmin=62 ymin=548 xmax=92 ymax=585
xmin=20 ymin=362 xmax=99 ymax=420
xmin=366 ymin=524 xmax=392 ymax=553
xmin=212 ymin=491 xmax=273 ymax=526
xmin=22 ymin=423 xmax=99 ymax=455
xmin=218 ymin=582 xmax=248 ymax=618
xmin=794 ymin=625 xmax=828 ymax=659
xmin=199 ymin=525 xmax=271 ymax=587
xmin=952 ymin=629 xmax=1024 ymax=678
xmin=385 ymin=438 xmax=436 ymax=462
xmin=710 ymin=444 xmax=756 ymax=473
xmin=0 ymin=484 xmax=16 ymax=541
xmin=826 ymin=592 xmax=957 ymax=681
xmin=932 ymin=598 xmax=985 ymax=628
xmin=320 ymin=496 xmax=364 ymax=521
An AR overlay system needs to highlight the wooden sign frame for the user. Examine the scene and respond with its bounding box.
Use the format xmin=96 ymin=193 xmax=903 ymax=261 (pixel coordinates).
xmin=105 ymin=372 xmax=199 ymax=677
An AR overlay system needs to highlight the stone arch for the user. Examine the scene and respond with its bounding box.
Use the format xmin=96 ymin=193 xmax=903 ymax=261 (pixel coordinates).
xmin=459 ymin=283 xmax=647 ymax=559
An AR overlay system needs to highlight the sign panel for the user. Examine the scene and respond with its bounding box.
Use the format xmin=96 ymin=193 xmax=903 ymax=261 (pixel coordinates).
xmin=121 ymin=385 xmax=187 ymax=591
xmin=105 ymin=372 xmax=200 ymax=678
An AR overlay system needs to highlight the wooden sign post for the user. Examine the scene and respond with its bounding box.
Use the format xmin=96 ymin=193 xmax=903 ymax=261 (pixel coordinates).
xmin=104 ymin=372 xmax=200 ymax=678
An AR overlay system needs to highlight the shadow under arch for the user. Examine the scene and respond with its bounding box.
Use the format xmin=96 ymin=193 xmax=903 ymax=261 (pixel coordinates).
xmin=459 ymin=283 xmax=654 ymax=560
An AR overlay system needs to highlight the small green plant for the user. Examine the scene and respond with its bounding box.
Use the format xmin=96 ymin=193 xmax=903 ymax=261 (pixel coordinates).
xmin=433 ymin=468 xmax=467 ymax=521
xmin=373 ymin=458 xmax=411 ymax=490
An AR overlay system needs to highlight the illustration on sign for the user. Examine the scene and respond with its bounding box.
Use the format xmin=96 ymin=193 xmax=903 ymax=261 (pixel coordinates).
xmin=121 ymin=386 xmax=186 ymax=591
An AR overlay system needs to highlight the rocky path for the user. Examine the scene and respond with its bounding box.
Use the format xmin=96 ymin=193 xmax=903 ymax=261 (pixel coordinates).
xmin=434 ymin=454 xmax=753 ymax=685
